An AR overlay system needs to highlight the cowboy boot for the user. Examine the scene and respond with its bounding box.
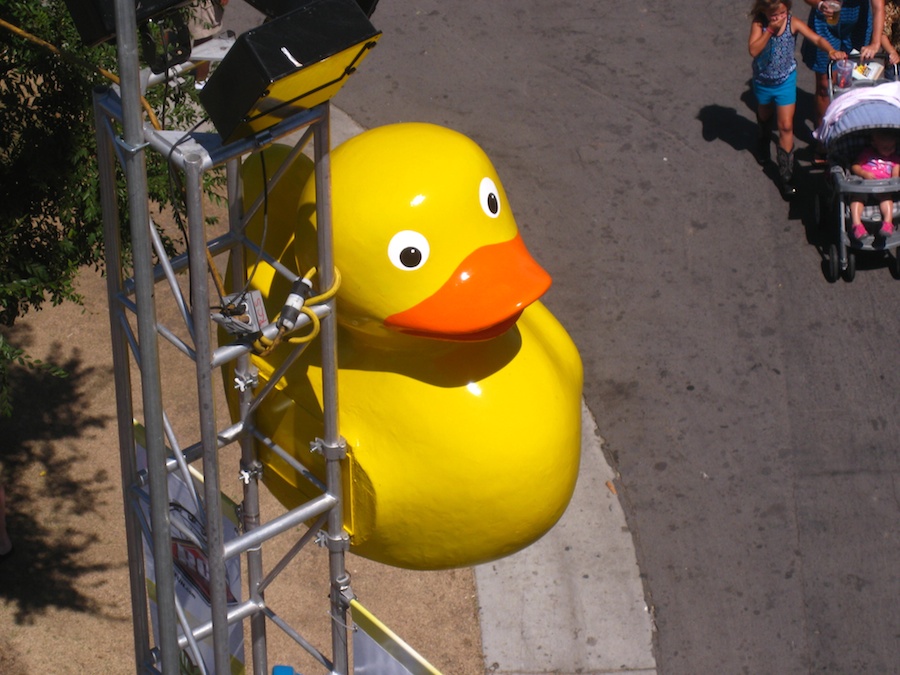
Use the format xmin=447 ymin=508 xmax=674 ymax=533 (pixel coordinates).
xmin=776 ymin=146 xmax=797 ymax=197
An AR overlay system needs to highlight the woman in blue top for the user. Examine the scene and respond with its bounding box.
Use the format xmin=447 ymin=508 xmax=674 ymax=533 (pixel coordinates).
xmin=750 ymin=0 xmax=846 ymax=196
xmin=801 ymin=0 xmax=885 ymax=128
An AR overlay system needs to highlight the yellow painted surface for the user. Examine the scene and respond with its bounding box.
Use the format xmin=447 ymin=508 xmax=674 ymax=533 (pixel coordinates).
xmin=225 ymin=124 xmax=583 ymax=569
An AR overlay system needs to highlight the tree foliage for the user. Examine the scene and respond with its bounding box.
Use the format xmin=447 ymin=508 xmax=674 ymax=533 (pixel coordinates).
xmin=0 ymin=0 xmax=214 ymax=415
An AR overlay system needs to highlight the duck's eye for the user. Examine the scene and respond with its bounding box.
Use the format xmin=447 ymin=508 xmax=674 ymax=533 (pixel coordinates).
xmin=480 ymin=177 xmax=501 ymax=218
xmin=388 ymin=230 xmax=430 ymax=270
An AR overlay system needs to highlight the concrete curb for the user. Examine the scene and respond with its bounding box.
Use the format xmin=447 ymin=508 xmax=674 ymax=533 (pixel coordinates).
xmin=474 ymin=402 xmax=657 ymax=674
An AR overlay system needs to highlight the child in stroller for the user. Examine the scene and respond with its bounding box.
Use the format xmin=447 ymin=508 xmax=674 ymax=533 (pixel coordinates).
xmin=848 ymin=129 xmax=900 ymax=241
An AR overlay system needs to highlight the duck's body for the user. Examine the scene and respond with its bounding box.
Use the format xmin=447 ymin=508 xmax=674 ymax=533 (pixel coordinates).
xmin=229 ymin=123 xmax=582 ymax=569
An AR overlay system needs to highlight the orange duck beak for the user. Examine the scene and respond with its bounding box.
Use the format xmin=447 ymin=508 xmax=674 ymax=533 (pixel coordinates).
xmin=384 ymin=233 xmax=551 ymax=341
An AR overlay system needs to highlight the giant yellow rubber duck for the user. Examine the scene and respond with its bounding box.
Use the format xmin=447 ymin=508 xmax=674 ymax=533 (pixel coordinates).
xmin=226 ymin=122 xmax=582 ymax=569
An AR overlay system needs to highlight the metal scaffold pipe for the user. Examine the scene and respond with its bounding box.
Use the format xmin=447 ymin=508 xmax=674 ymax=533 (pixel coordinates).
xmin=112 ymin=1 xmax=179 ymax=673
xmin=185 ymin=152 xmax=231 ymax=674
xmin=93 ymin=88 xmax=150 ymax=674
xmin=313 ymin=106 xmax=352 ymax=675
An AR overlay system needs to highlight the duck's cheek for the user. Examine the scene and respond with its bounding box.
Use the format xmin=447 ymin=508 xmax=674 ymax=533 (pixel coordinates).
xmin=383 ymin=234 xmax=551 ymax=341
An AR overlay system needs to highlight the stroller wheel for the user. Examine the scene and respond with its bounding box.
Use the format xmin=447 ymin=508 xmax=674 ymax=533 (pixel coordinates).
xmin=842 ymin=251 xmax=856 ymax=282
xmin=825 ymin=243 xmax=840 ymax=282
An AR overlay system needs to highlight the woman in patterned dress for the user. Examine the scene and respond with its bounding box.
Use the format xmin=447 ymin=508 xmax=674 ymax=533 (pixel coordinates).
xmin=801 ymin=0 xmax=886 ymax=128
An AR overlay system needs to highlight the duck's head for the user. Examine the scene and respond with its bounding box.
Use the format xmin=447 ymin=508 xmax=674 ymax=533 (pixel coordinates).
xmin=295 ymin=123 xmax=550 ymax=342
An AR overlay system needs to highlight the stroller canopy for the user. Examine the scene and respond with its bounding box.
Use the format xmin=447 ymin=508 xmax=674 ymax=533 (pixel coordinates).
xmin=815 ymin=81 xmax=900 ymax=149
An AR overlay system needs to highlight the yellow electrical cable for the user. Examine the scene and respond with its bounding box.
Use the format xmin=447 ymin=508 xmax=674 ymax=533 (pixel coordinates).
xmin=285 ymin=306 xmax=321 ymax=345
xmin=0 ymin=17 xmax=162 ymax=130
xmin=251 ymin=331 xmax=277 ymax=356
xmin=305 ymin=267 xmax=342 ymax=306
xmin=207 ymin=248 xmax=228 ymax=301
xmin=251 ymin=267 xmax=341 ymax=356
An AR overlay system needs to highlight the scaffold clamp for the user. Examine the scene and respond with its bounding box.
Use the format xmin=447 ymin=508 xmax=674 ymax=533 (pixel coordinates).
xmin=234 ymin=367 xmax=259 ymax=393
xmin=238 ymin=460 xmax=263 ymax=485
xmin=114 ymin=134 xmax=151 ymax=156
xmin=311 ymin=437 xmax=347 ymax=461
xmin=316 ymin=529 xmax=350 ymax=553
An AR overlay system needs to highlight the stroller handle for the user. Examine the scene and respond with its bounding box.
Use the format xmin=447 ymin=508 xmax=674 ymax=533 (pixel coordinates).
xmin=827 ymin=53 xmax=900 ymax=101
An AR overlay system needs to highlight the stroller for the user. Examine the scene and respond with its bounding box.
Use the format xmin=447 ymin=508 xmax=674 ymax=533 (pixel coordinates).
xmin=813 ymin=65 xmax=900 ymax=282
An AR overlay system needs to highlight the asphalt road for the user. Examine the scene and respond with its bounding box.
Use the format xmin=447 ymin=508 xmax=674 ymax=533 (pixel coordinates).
xmin=229 ymin=1 xmax=900 ymax=673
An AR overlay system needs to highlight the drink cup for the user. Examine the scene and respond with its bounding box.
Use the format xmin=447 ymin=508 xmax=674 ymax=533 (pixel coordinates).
xmin=824 ymin=0 xmax=842 ymax=26
xmin=834 ymin=59 xmax=854 ymax=87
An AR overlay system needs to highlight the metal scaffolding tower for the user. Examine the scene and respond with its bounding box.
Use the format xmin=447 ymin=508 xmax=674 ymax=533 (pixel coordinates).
xmin=94 ymin=3 xmax=350 ymax=673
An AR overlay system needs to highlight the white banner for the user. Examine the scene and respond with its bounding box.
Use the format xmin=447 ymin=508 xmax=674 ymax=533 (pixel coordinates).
xmin=135 ymin=424 xmax=245 ymax=675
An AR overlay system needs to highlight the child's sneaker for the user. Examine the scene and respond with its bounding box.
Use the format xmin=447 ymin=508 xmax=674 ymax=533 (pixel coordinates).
xmin=879 ymin=221 xmax=894 ymax=237
xmin=851 ymin=223 xmax=867 ymax=241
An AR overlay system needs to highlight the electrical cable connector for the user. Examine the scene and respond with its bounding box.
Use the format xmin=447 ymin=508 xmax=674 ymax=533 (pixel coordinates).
xmin=277 ymin=277 xmax=313 ymax=332
xmin=211 ymin=290 xmax=269 ymax=335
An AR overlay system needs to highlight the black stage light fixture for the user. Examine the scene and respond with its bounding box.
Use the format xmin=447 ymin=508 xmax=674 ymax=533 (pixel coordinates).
xmin=62 ymin=0 xmax=190 ymax=46
xmin=242 ymin=0 xmax=379 ymax=18
xmin=199 ymin=0 xmax=381 ymax=143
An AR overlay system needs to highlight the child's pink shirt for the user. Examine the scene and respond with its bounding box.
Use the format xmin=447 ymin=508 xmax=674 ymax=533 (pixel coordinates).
xmin=855 ymin=147 xmax=900 ymax=180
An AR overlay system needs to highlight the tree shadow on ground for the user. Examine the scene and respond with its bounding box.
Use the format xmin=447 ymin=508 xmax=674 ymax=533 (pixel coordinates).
xmin=0 ymin=326 xmax=116 ymax=625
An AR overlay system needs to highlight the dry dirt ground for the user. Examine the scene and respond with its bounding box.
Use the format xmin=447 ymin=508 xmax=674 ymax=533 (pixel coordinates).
xmin=0 ymin=201 xmax=485 ymax=673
